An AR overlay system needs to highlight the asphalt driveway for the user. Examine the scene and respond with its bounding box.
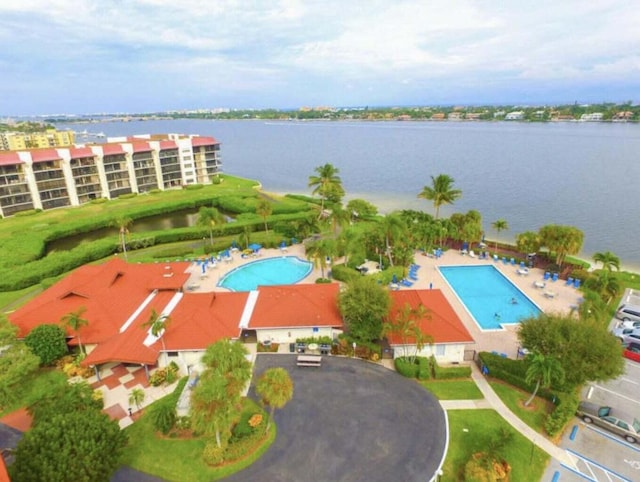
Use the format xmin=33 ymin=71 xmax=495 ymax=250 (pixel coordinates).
xmin=226 ymin=354 xmax=447 ymax=482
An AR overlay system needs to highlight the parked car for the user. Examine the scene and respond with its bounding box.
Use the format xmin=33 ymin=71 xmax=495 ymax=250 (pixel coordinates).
xmin=612 ymin=327 xmax=640 ymax=344
xmin=616 ymin=320 xmax=640 ymax=329
xmin=577 ymin=401 xmax=640 ymax=443
xmin=616 ymin=304 xmax=640 ymax=323
xmin=623 ymin=343 xmax=640 ymax=363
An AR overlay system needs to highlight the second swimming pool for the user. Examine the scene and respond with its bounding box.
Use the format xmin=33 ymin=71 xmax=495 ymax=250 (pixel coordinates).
xmin=439 ymin=265 xmax=541 ymax=330
xmin=218 ymin=256 xmax=313 ymax=291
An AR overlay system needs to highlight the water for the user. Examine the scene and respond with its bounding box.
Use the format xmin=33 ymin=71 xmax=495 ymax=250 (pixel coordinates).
xmin=439 ymin=265 xmax=542 ymax=330
xmin=217 ymin=256 xmax=313 ymax=291
xmin=58 ymin=119 xmax=640 ymax=271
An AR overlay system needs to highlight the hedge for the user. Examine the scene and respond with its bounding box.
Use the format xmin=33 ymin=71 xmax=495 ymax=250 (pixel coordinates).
xmin=544 ymin=390 xmax=580 ymax=437
xmin=395 ymin=357 xmax=419 ymax=378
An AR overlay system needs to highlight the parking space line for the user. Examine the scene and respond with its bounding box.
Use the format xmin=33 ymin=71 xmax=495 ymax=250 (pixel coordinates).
xmin=591 ymin=384 xmax=640 ymax=406
xmin=584 ymin=425 xmax=640 ymax=453
xmin=619 ymin=377 xmax=638 ymax=385
xmin=566 ymin=449 xmax=633 ymax=482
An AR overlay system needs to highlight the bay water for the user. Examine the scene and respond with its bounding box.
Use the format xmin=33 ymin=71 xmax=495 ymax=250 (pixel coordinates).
xmin=59 ymin=119 xmax=640 ymax=272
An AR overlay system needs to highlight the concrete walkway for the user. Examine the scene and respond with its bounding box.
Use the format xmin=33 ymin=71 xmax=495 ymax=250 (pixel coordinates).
xmin=465 ymin=363 xmax=577 ymax=469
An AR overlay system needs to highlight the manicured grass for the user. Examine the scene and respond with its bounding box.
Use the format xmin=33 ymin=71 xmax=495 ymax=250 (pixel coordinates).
xmin=443 ymin=409 xmax=549 ymax=482
xmin=121 ymin=394 xmax=276 ymax=481
xmin=489 ymin=380 xmax=554 ymax=434
xmin=0 ymin=368 xmax=67 ymax=417
xmin=0 ymin=286 xmax=43 ymax=312
xmin=420 ymin=379 xmax=484 ymax=400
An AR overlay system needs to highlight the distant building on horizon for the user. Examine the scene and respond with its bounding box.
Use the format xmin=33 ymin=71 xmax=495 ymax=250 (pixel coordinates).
xmin=0 ymin=129 xmax=75 ymax=151
xmin=0 ymin=133 xmax=221 ymax=217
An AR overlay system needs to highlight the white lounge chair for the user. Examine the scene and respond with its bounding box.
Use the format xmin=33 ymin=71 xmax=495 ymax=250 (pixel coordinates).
xmin=469 ymin=250 xmax=477 ymax=258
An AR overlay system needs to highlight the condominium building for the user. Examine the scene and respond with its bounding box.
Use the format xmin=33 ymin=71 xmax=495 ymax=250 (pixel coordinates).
xmin=0 ymin=129 xmax=75 ymax=150
xmin=0 ymin=133 xmax=221 ymax=217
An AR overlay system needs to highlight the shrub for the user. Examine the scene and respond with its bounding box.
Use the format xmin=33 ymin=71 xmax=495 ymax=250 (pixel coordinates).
xmin=151 ymin=247 xmax=194 ymax=259
xmin=149 ymin=402 xmax=177 ymax=434
xmin=544 ymin=390 xmax=580 ymax=437
xmin=395 ymin=357 xmax=419 ymax=378
xmin=24 ymin=324 xmax=68 ymax=365
xmin=202 ymin=440 xmax=226 ymax=466
xmin=329 ymin=264 xmax=360 ymax=283
xmin=432 ymin=356 xmax=472 ymax=379
xmin=417 ymin=357 xmax=432 ymax=380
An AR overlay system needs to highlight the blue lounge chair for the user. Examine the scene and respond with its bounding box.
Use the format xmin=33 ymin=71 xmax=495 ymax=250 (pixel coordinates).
xmin=566 ymin=277 xmax=574 ymax=286
xmin=493 ymin=254 xmax=498 ymax=262
xmin=552 ymin=273 xmax=558 ymax=282
xmin=574 ymin=279 xmax=581 ymax=289
xmin=400 ymin=278 xmax=414 ymax=287
xmin=502 ymin=257 xmax=507 ymax=264
xmin=543 ymin=272 xmax=550 ymax=280
xmin=409 ymin=274 xmax=419 ymax=281
xmin=510 ymin=258 xmax=515 ymax=265
xmin=520 ymin=261 xmax=525 ymax=268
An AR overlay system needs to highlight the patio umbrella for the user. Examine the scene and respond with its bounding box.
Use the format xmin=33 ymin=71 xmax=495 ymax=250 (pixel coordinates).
xmin=249 ymin=243 xmax=262 ymax=252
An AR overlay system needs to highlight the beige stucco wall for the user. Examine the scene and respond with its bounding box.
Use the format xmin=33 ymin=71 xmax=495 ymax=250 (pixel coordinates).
xmin=391 ymin=342 xmax=469 ymax=364
xmin=255 ymin=327 xmax=338 ymax=344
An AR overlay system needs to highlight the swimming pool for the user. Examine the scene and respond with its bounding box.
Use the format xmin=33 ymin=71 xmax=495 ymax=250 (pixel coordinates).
xmin=439 ymin=265 xmax=541 ymax=330
xmin=217 ymin=256 xmax=313 ymax=291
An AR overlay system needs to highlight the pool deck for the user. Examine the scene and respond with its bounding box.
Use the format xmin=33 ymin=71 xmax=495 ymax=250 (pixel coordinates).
xmin=181 ymin=245 xmax=581 ymax=360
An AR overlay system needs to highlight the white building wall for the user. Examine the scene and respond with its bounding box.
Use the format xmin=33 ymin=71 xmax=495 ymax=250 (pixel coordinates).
xmin=256 ymin=327 xmax=337 ymax=344
xmin=17 ymin=151 xmax=42 ymax=210
xmin=89 ymin=146 xmax=111 ymax=199
xmin=56 ymin=149 xmax=80 ymax=206
xmin=391 ymin=343 xmax=469 ymax=364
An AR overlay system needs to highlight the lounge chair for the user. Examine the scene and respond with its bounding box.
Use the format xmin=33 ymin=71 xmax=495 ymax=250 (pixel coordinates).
xmin=469 ymin=250 xmax=477 ymax=258
xmin=400 ymin=278 xmax=414 ymax=287
xmin=544 ymin=290 xmax=557 ymax=299
xmin=552 ymin=273 xmax=559 ymax=282
xmin=510 ymin=258 xmax=515 ymax=265
xmin=534 ymin=280 xmax=545 ymax=289
xmin=493 ymin=254 xmax=499 ymax=262
xmin=517 ymin=268 xmax=529 ymax=276
xmin=502 ymin=257 xmax=507 ymax=264
xmin=565 ymin=277 xmax=574 ymax=286
xmin=543 ymin=272 xmax=550 ymax=280
xmin=574 ymin=279 xmax=581 ymax=289
xmin=520 ymin=261 xmax=525 ymax=268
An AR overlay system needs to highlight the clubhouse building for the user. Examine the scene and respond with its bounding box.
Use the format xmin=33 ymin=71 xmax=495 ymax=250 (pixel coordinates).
xmin=0 ymin=133 xmax=221 ymax=217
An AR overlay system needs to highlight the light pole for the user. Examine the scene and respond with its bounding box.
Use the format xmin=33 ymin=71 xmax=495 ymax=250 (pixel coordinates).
xmin=352 ymin=341 xmax=356 ymax=358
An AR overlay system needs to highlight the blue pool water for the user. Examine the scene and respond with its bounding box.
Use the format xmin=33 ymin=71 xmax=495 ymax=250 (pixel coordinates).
xmin=218 ymin=256 xmax=313 ymax=291
xmin=439 ymin=265 xmax=541 ymax=330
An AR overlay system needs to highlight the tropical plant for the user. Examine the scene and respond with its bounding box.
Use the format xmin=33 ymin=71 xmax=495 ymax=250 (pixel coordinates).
xmin=524 ymin=353 xmax=565 ymax=406
xmin=114 ymin=216 xmax=133 ymax=260
xmin=491 ymin=218 xmax=509 ymax=253
xmin=417 ymin=174 xmax=462 ymax=219
xmin=255 ymin=198 xmax=273 ymax=234
xmin=538 ymin=224 xmax=584 ymax=268
xmin=308 ymin=163 xmax=344 ymax=218
xmin=383 ymin=302 xmax=432 ymax=364
xmin=60 ymin=306 xmax=89 ymax=354
xmin=305 ymin=238 xmax=336 ymax=278
xmin=515 ymin=230 xmax=541 ymax=256
xmin=584 ymin=271 xmax=621 ymax=305
xmin=570 ymin=289 xmax=607 ymax=323
xmin=197 ymin=206 xmax=225 ymax=246
xmin=255 ymin=367 xmax=294 ymax=431
xmin=129 ymin=387 xmax=146 ymax=412
xmin=592 ymin=251 xmax=621 ymax=271
xmin=346 ymin=198 xmax=378 ymax=220
xmin=150 ymin=402 xmax=177 ymax=434
xmin=142 ymin=308 xmax=172 ymax=352
xmin=24 ymin=324 xmax=68 ymax=366
xmin=0 ymin=315 xmax=39 ymax=410
xmin=375 ymin=213 xmax=408 ymax=267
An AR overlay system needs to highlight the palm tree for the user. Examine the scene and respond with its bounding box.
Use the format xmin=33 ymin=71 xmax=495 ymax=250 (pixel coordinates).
xmin=114 ymin=216 xmax=132 ymax=260
xmin=60 ymin=306 xmax=89 ymax=354
xmin=592 ymin=251 xmax=620 ymax=272
xmin=255 ymin=367 xmax=294 ymax=432
xmin=383 ymin=303 xmax=432 ymax=364
xmin=255 ymin=198 xmax=273 ymax=234
xmin=417 ymin=174 xmax=462 ymax=219
xmin=524 ymin=352 xmax=564 ymax=407
xmin=584 ymin=271 xmax=621 ymax=305
xmin=305 ymin=239 xmax=336 ymax=278
xmin=143 ymin=309 xmax=172 ymax=352
xmin=128 ymin=387 xmax=146 ymax=412
xmin=571 ymin=289 xmax=607 ymax=322
xmin=376 ymin=214 xmax=407 ymax=267
xmin=491 ymin=219 xmax=509 ymax=254
xmin=308 ymin=163 xmax=344 ymax=219
xmin=197 ymin=206 xmax=224 ymax=247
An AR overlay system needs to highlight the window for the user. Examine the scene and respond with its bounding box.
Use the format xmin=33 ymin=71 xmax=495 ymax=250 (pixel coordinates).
xmin=435 ymin=344 xmax=446 ymax=356
xmin=167 ymin=351 xmax=179 ymax=357
xmin=617 ymin=420 xmax=629 ymax=430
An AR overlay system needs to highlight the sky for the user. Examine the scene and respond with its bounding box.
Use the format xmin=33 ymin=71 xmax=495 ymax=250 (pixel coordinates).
xmin=1 ymin=0 xmax=639 ymax=115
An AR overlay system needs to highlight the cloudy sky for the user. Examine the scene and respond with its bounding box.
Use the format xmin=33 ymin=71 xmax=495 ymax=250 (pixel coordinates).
xmin=1 ymin=0 xmax=638 ymax=115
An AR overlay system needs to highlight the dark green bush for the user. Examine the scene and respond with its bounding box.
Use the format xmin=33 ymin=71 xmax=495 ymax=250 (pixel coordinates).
xmin=544 ymin=390 xmax=580 ymax=437
xmin=149 ymin=402 xmax=177 ymax=434
xmin=24 ymin=324 xmax=68 ymax=365
xmin=434 ymin=364 xmax=472 ymax=379
xmin=417 ymin=357 xmax=432 ymax=380
xmin=395 ymin=357 xmax=419 ymax=378
xmin=151 ymin=247 xmax=195 ymax=259
xmin=329 ymin=264 xmax=360 ymax=283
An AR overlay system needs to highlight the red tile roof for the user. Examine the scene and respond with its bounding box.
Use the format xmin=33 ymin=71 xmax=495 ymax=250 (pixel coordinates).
xmin=101 ymin=143 xmax=125 ymax=156
xmin=30 ymin=148 xmax=61 ymax=163
xmin=248 ymin=283 xmax=343 ymax=329
xmin=0 ymin=151 xmax=22 ymax=166
xmin=190 ymin=136 xmax=219 ymax=147
xmin=69 ymin=146 xmax=95 ymax=158
xmin=386 ymin=290 xmax=474 ymax=345
xmin=131 ymin=141 xmax=152 ymax=153
xmin=159 ymin=140 xmax=177 ymax=149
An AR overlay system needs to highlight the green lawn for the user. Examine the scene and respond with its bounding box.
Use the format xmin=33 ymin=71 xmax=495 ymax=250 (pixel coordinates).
xmin=420 ymin=379 xmax=483 ymax=400
xmin=121 ymin=395 xmax=275 ymax=481
xmin=443 ymin=409 xmax=549 ymax=482
xmin=0 ymin=286 xmax=43 ymax=313
xmin=489 ymin=380 xmax=554 ymax=433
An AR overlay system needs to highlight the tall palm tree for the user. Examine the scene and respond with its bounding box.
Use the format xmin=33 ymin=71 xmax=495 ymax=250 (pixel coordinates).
xmin=584 ymin=271 xmax=621 ymax=305
xmin=592 ymin=251 xmax=621 ymax=272
xmin=114 ymin=216 xmax=132 ymax=260
xmin=255 ymin=198 xmax=273 ymax=234
xmin=383 ymin=303 xmax=432 ymax=364
xmin=417 ymin=174 xmax=462 ymax=219
xmin=305 ymin=239 xmax=336 ymax=278
xmin=128 ymin=387 xmax=145 ymax=412
xmin=376 ymin=214 xmax=407 ymax=267
xmin=308 ymin=163 xmax=344 ymax=219
xmin=491 ymin=219 xmax=509 ymax=254
xmin=197 ymin=206 xmax=224 ymax=247
xmin=143 ymin=309 xmax=172 ymax=352
xmin=524 ymin=352 xmax=564 ymax=406
xmin=256 ymin=367 xmax=294 ymax=432
xmin=60 ymin=306 xmax=89 ymax=354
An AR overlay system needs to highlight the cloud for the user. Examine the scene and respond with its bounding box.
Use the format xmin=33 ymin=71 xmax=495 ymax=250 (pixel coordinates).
xmin=0 ymin=0 xmax=638 ymax=114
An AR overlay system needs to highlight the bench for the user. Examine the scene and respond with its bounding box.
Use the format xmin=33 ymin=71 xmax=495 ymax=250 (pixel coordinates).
xmin=297 ymin=355 xmax=322 ymax=367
